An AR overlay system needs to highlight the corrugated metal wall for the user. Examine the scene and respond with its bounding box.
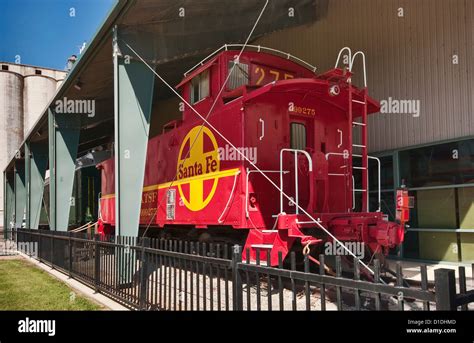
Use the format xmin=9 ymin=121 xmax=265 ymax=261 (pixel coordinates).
xmin=255 ymin=0 xmax=474 ymax=153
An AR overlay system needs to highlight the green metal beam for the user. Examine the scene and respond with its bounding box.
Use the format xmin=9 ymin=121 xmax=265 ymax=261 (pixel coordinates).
xmin=113 ymin=27 xmax=155 ymax=287
xmin=48 ymin=109 xmax=80 ymax=231
xmin=14 ymin=161 xmax=26 ymax=229
xmin=3 ymin=171 xmax=14 ymax=237
xmin=113 ymin=27 xmax=155 ymax=237
xmin=26 ymin=142 xmax=48 ymax=230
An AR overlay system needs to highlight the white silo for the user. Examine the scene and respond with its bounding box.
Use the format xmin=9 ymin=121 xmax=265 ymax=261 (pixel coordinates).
xmin=23 ymin=74 xmax=57 ymax=136
xmin=0 ymin=70 xmax=24 ymax=227
xmin=56 ymin=79 xmax=64 ymax=90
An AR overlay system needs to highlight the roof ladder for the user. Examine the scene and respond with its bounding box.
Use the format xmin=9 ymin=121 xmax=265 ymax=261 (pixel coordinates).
xmin=336 ymin=48 xmax=369 ymax=212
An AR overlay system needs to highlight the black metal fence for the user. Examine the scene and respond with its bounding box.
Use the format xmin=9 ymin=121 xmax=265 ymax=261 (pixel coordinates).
xmin=6 ymin=229 xmax=474 ymax=311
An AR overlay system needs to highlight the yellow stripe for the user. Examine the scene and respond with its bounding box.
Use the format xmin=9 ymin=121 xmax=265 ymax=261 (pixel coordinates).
xmin=157 ymin=168 xmax=240 ymax=189
xmin=100 ymin=168 xmax=240 ymax=199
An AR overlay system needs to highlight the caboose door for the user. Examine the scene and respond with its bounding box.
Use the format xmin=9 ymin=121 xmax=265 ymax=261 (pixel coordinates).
xmin=282 ymin=116 xmax=314 ymax=214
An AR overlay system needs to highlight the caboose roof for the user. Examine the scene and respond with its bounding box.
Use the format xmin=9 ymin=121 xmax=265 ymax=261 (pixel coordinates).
xmin=242 ymin=77 xmax=381 ymax=116
xmin=175 ymin=45 xmax=318 ymax=89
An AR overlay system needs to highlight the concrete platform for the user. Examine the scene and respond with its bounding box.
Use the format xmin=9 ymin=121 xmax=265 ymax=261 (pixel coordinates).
xmin=386 ymin=259 xmax=473 ymax=290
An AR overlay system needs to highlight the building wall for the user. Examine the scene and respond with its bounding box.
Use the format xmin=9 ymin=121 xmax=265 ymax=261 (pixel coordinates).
xmin=256 ymin=0 xmax=474 ymax=262
xmin=255 ymin=0 xmax=474 ymax=153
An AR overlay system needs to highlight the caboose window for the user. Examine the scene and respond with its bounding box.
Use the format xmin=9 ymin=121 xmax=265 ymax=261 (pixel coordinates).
xmin=228 ymin=61 xmax=249 ymax=90
xmin=290 ymin=122 xmax=306 ymax=150
xmin=190 ymin=69 xmax=210 ymax=104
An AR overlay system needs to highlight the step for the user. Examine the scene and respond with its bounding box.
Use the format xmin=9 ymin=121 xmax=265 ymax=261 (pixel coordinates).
xmin=261 ymin=230 xmax=278 ymax=233
xmin=251 ymin=244 xmax=273 ymax=249
xmin=245 ymin=260 xmax=269 ymax=266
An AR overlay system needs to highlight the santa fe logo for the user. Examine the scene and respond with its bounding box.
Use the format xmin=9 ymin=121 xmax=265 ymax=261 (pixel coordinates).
xmin=177 ymin=126 xmax=220 ymax=211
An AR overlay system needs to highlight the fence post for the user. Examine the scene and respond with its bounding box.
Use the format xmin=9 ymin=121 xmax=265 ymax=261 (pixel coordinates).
xmin=38 ymin=230 xmax=42 ymax=263
xmin=94 ymin=234 xmax=100 ymax=293
xmin=435 ymin=268 xmax=457 ymax=311
xmin=232 ymin=244 xmax=243 ymax=311
xmin=50 ymin=231 xmax=54 ymax=269
xmin=139 ymin=237 xmax=150 ymax=310
xmin=68 ymin=232 xmax=73 ymax=278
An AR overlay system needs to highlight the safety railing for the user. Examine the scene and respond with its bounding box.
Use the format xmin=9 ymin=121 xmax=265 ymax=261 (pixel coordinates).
xmin=8 ymin=229 xmax=474 ymax=311
xmin=279 ymin=149 xmax=313 ymax=215
xmin=184 ymin=44 xmax=318 ymax=77
xmin=335 ymin=47 xmax=367 ymax=87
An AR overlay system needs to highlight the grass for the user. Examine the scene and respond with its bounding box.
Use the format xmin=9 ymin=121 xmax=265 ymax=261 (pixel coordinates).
xmin=0 ymin=258 xmax=103 ymax=310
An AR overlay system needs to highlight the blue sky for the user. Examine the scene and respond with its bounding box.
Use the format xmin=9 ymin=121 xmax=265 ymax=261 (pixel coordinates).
xmin=0 ymin=0 xmax=116 ymax=70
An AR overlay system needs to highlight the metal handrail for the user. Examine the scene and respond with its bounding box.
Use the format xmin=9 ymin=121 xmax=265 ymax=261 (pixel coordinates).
xmin=279 ymin=149 xmax=313 ymax=215
xmin=184 ymin=44 xmax=318 ymax=77
xmin=334 ymin=47 xmax=368 ymax=88
xmin=351 ymin=51 xmax=367 ymax=88
xmin=335 ymin=46 xmax=352 ymax=69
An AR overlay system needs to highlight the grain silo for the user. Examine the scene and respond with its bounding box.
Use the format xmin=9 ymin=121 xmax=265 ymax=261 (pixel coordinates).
xmin=23 ymin=74 xmax=57 ymax=136
xmin=56 ymin=79 xmax=64 ymax=90
xmin=0 ymin=62 xmax=66 ymax=229
xmin=0 ymin=69 xmax=24 ymax=227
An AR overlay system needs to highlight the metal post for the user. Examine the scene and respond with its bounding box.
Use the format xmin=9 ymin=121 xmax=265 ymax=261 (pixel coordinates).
xmin=48 ymin=109 xmax=56 ymax=230
xmin=113 ymin=26 xmax=155 ymax=238
xmin=4 ymin=171 xmax=15 ymax=239
xmin=112 ymin=26 xmax=155 ymax=286
xmin=94 ymin=234 xmax=100 ymax=292
xmin=50 ymin=232 xmax=54 ymax=268
xmin=232 ymin=245 xmax=243 ymax=310
xmin=26 ymin=142 xmax=48 ymax=230
xmin=14 ymin=161 xmax=26 ymax=229
xmin=38 ymin=230 xmax=42 ymax=263
xmin=68 ymin=232 xmax=73 ymax=278
xmin=48 ymin=109 xmax=80 ymax=232
xmin=139 ymin=237 xmax=150 ymax=310
xmin=435 ymin=268 xmax=457 ymax=311
xmin=25 ymin=143 xmax=31 ymax=229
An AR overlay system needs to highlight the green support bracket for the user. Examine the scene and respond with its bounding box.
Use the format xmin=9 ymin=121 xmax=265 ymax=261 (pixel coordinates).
xmin=48 ymin=109 xmax=80 ymax=231
xmin=3 ymin=171 xmax=15 ymax=237
xmin=113 ymin=26 xmax=155 ymax=238
xmin=26 ymin=142 xmax=48 ymax=230
xmin=113 ymin=26 xmax=155 ymax=286
xmin=14 ymin=160 xmax=26 ymax=229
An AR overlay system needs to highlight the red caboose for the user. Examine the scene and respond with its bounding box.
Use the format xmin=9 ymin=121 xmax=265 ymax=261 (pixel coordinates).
xmin=98 ymin=46 xmax=406 ymax=266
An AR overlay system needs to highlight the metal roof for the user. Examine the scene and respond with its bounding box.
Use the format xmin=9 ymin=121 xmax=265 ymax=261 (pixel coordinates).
xmin=4 ymin=0 xmax=318 ymax=172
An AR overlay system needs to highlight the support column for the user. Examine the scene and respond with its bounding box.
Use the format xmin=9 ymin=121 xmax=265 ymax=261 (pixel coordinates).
xmin=113 ymin=27 xmax=155 ymax=287
xmin=26 ymin=142 xmax=48 ymax=230
xmin=48 ymin=108 xmax=80 ymax=231
xmin=393 ymin=151 xmax=403 ymax=258
xmin=113 ymin=26 xmax=155 ymax=237
xmin=3 ymin=171 xmax=15 ymax=237
xmin=14 ymin=160 xmax=26 ymax=229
